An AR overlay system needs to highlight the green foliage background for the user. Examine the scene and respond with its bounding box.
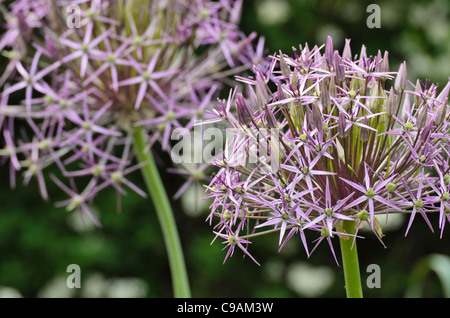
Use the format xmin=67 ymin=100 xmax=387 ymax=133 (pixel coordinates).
xmin=1 ymin=0 xmax=450 ymax=298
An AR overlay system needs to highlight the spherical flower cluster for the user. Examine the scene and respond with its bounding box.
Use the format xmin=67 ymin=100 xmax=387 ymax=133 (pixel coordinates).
xmin=0 ymin=0 xmax=264 ymax=225
xmin=205 ymin=36 xmax=450 ymax=265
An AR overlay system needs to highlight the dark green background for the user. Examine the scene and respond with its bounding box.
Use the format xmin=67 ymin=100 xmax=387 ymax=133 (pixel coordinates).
xmin=1 ymin=0 xmax=449 ymax=297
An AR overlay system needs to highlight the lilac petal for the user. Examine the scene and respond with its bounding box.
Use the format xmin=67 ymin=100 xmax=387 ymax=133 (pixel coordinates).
xmin=325 ymin=177 xmax=331 ymax=207
xmin=2 ymin=81 xmax=27 ymax=96
xmin=373 ymin=195 xmax=402 ymax=211
xmin=117 ymin=76 xmax=143 ymax=87
xmin=60 ymin=50 xmax=83 ymax=65
xmin=364 ymin=163 xmax=371 ymax=189
xmin=334 ymin=192 xmax=355 ymax=211
xmin=237 ymin=242 xmax=260 ymax=266
xmin=120 ymin=177 xmax=147 ymax=198
xmin=81 ymin=203 xmax=102 ymax=228
xmin=146 ymin=48 xmax=161 ymax=73
xmin=343 ymin=195 xmax=367 ymax=210
xmin=83 ymin=63 xmax=109 ymax=86
xmin=148 ymin=80 xmax=168 ymax=102
xmin=405 ymin=207 xmax=417 ymax=236
xmin=374 ymin=174 xmax=396 ymax=192
xmin=134 ymin=82 xmax=148 ymax=109
xmin=339 ymin=177 xmax=366 ymax=193
xmin=15 ymin=61 xmax=29 ymax=79
xmin=30 ymin=51 xmax=41 ymax=75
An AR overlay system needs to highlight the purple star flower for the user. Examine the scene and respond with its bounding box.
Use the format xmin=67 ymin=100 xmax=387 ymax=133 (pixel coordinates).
xmin=214 ymin=227 xmax=260 ymax=266
xmin=204 ymin=36 xmax=450 ymax=265
xmin=0 ymin=0 xmax=264 ymax=225
xmin=341 ymin=163 xmax=400 ymax=226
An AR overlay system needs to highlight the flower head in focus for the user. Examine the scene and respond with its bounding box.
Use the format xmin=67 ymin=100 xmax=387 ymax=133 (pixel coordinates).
xmin=0 ymin=0 xmax=265 ymax=224
xmin=205 ymin=36 xmax=450 ymax=265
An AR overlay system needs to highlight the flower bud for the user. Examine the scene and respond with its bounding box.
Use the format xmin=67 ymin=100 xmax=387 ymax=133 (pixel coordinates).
xmin=360 ymin=116 xmax=370 ymax=142
xmin=338 ymin=112 xmax=348 ymax=138
xmin=255 ymin=69 xmax=270 ymax=109
xmin=414 ymin=79 xmax=422 ymax=107
xmin=395 ymin=61 xmax=407 ymax=91
xmin=312 ymin=103 xmax=323 ymax=133
xmin=437 ymin=79 xmax=450 ymax=105
xmin=277 ymin=81 xmax=286 ymax=101
xmin=401 ymin=95 xmax=411 ymax=122
xmin=434 ymin=98 xmax=447 ymax=126
xmin=334 ymin=51 xmax=345 ymax=84
xmin=328 ymin=76 xmax=337 ymax=98
xmin=291 ymin=68 xmax=299 ymax=92
xmin=302 ymin=42 xmax=310 ymax=59
xmin=386 ymin=87 xmax=397 ymax=115
xmin=279 ymin=50 xmax=290 ymax=77
xmin=350 ymin=75 xmax=364 ymax=92
xmin=264 ymin=104 xmax=277 ymax=128
xmin=320 ymin=80 xmax=330 ymax=108
xmin=375 ymin=50 xmax=383 ymax=72
xmin=368 ymin=82 xmax=384 ymax=112
xmin=359 ymin=44 xmax=367 ymax=59
xmin=314 ymin=47 xmax=322 ymax=66
xmin=342 ymin=39 xmax=352 ymax=60
xmin=325 ymin=36 xmax=333 ymax=66
xmin=236 ymin=93 xmax=253 ymax=126
xmin=381 ymin=51 xmax=389 ymax=73
xmin=416 ymin=105 xmax=428 ymax=129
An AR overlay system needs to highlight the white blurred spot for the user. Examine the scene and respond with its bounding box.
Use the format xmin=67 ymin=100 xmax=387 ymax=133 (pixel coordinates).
xmin=0 ymin=286 xmax=22 ymax=298
xmin=105 ymin=278 xmax=149 ymax=298
xmin=38 ymin=276 xmax=76 ymax=298
xmin=67 ymin=207 xmax=99 ymax=233
xmin=257 ymin=0 xmax=291 ymax=26
xmin=286 ymin=262 xmax=334 ymax=297
xmin=181 ymin=184 xmax=211 ymax=217
xmin=81 ymin=272 xmax=109 ymax=298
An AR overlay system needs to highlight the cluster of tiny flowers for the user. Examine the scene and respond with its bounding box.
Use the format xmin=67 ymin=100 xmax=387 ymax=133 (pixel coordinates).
xmin=0 ymin=0 xmax=264 ymax=225
xmin=204 ymin=36 xmax=450 ymax=265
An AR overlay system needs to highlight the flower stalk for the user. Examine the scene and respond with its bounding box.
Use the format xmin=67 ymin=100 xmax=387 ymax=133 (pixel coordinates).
xmin=132 ymin=125 xmax=190 ymax=298
xmin=339 ymin=220 xmax=363 ymax=298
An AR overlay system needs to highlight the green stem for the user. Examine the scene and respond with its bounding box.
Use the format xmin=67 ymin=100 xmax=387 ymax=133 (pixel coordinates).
xmin=339 ymin=220 xmax=363 ymax=298
xmin=132 ymin=126 xmax=191 ymax=298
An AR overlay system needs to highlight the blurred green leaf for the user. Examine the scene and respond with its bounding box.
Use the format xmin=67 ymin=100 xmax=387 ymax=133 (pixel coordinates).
xmin=405 ymin=254 xmax=450 ymax=298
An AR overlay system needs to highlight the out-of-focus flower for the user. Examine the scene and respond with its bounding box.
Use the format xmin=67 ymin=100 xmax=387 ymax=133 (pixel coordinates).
xmin=204 ymin=36 xmax=450 ymax=265
xmin=0 ymin=0 xmax=264 ymax=223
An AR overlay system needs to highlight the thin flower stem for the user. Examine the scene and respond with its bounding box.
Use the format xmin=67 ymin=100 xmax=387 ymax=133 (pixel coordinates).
xmin=339 ymin=219 xmax=363 ymax=298
xmin=132 ymin=125 xmax=191 ymax=298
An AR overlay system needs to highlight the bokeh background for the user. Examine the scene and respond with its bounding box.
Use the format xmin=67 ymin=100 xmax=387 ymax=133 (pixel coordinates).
xmin=1 ymin=0 xmax=450 ymax=298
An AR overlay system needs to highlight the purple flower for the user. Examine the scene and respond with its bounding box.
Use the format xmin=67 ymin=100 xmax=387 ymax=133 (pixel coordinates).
xmin=341 ymin=163 xmax=400 ymax=227
xmin=429 ymin=161 xmax=450 ymax=237
xmin=0 ymin=0 xmax=264 ymax=224
xmin=204 ymin=36 xmax=450 ymax=264
xmin=214 ymin=227 xmax=261 ymax=266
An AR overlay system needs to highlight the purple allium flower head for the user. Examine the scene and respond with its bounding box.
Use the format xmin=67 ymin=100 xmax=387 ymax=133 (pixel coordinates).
xmin=0 ymin=0 xmax=264 ymax=224
xmin=204 ymin=36 xmax=450 ymax=265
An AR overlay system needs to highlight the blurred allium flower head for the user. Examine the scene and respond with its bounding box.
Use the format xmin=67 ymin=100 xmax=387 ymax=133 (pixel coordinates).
xmin=205 ymin=36 xmax=450 ymax=265
xmin=0 ymin=0 xmax=264 ymax=225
